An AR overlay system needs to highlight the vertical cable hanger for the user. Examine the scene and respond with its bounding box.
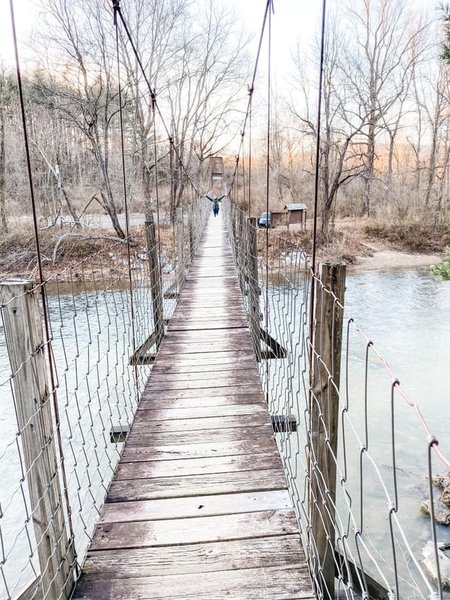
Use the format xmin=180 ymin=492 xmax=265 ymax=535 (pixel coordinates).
xmin=248 ymin=87 xmax=253 ymax=217
xmin=264 ymin=0 xmax=274 ymax=400
xmin=308 ymin=0 xmax=327 ymax=369
xmin=311 ymin=0 xmax=327 ymax=279
xmin=306 ymin=2 xmax=326 ymax=583
xmin=152 ymin=96 xmax=162 ymax=255
xmin=9 ymin=0 xmax=76 ymax=563
xmin=113 ymin=0 xmax=138 ymax=397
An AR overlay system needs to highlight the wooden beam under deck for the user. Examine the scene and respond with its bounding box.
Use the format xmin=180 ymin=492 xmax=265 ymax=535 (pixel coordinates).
xmin=73 ymin=212 xmax=315 ymax=600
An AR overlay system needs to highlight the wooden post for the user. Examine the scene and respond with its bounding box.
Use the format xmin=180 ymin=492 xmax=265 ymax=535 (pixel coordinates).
xmin=310 ymin=262 xmax=346 ymax=600
xmin=236 ymin=209 xmax=246 ymax=293
xmin=176 ymin=207 xmax=185 ymax=287
xmin=0 ymin=280 xmax=74 ymax=600
xmin=231 ymin=203 xmax=237 ymax=254
xmin=145 ymin=211 xmax=164 ymax=348
xmin=247 ymin=217 xmax=261 ymax=360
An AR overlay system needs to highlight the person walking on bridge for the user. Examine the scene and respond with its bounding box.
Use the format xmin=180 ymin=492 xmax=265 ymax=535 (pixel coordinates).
xmin=206 ymin=193 xmax=225 ymax=217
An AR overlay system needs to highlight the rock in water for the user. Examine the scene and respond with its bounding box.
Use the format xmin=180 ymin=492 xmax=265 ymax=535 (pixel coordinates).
xmin=422 ymin=541 xmax=450 ymax=587
xmin=421 ymin=499 xmax=450 ymax=525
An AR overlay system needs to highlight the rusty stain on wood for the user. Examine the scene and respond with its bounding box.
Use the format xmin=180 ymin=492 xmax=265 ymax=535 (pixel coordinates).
xmin=73 ymin=214 xmax=314 ymax=599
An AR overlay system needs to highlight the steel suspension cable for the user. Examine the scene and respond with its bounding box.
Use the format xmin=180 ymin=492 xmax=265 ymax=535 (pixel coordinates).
xmin=310 ymin=0 xmax=327 ymax=281
xmin=248 ymin=91 xmax=253 ymax=216
xmin=152 ymin=96 xmax=162 ymax=257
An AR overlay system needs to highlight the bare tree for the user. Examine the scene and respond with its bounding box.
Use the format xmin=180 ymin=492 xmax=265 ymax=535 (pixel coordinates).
xmin=344 ymin=0 xmax=424 ymax=216
xmin=291 ymin=19 xmax=366 ymax=236
xmin=37 ymin=0 xmax=126 ymax=238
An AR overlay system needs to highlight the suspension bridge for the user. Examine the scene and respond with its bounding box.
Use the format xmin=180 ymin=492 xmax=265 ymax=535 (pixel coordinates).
xmin=1 ymin=0 xmax=449 ymax=599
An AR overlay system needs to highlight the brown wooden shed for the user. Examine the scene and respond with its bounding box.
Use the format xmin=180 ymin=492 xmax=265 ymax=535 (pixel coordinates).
xmin=284 ymin=203 xmax=307 ymax=229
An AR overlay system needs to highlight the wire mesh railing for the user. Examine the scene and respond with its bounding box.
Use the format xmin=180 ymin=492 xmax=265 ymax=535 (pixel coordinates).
xmin=225 ymin=199 xmax=447 ymax=600
xmin=0 ymin=196 xmax=208 ymax=600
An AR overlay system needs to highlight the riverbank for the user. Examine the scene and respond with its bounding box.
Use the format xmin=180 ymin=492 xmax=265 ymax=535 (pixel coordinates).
xmin=350 ymin=242 xmax=442 ymax=272
xmin=0 ymin=219 xmax=447 ymax=280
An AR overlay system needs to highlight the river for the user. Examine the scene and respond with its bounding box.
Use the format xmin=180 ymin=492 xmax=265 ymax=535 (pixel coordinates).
xmin=342 ymin=269 xmax=450 ymax=596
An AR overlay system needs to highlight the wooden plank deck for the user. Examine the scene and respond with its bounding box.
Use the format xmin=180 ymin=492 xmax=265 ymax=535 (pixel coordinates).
xmin=73 ymin=213 xmax=314 ymax=600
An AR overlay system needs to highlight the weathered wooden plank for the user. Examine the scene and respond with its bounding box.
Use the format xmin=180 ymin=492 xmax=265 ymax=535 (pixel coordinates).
xmin=156 ymin=345 xmax=254 ymax=357
xmin=169 ymin=315 xmax=247 ymax=323
xmin=100 ymin=490 xmax=291 ymax=523
xmin=168 ymin=322 xmax=248 ymax=331
xmin=107 ymin=469 xmax=287 ymax=502
xmin=144 ymin=375 xmax=259 ymax=391
xmin=135 ymin=404 xmax=265 ymax=420
xmin=164 ymin=330 xmax=250 ymax=342
xmin=150 ymin=363 xmax=259 ymax=377
xmin=176 ymin=296 xmax=243 ymax=304
xmin=91 ymin=509 xmax=298 ymax=550
xmin=126 ymin=425 xmax=273 ymax=447
xmin=153 ymin=350 xmax=252 ymax=362
xmin=140 ymin=384 xmax=260 ymax=399
xmin=132 ymin=412 xmax=268 ymax=431
xmin=174 ymin=303 xmax=246 ymax=312
xmin=169 ymin=313 xmax=247 ymax=321
xmin=138 ymin=393 xmax=265 ymax=411
xmin=121 ymin=438 xmax=277 ymax=462
xmin=159 ymin=337 xmax=251 ymax=348
xmin=82 ymin=535 xmax=303 ymax=578
xmin=73 ymin=565 xmax=314 ymax=600
xmin=115 ymin=452 xmax=281 ymax=480
xmin=151 ymin=358 xmax=254 ymax=371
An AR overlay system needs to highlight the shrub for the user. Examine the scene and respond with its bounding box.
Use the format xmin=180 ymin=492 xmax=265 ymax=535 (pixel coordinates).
xmin=431 ymin=246 xmax=450 ymax=280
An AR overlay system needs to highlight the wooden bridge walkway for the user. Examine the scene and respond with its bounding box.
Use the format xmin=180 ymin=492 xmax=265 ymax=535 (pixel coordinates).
xmin=74 ymin=214 xmax=314 ymax=599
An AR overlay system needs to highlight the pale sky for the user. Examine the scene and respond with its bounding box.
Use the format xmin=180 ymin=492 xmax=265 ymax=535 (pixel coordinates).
xmin=0 ymin=0 xmax=441 ymax=73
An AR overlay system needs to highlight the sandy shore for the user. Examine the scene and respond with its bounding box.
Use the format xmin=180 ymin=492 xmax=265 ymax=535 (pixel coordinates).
xmin=351 ymin=243 xmax=441 ymax=272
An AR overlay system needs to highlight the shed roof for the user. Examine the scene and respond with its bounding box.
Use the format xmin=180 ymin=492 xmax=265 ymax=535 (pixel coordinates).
xmin=285 ymin=203 xmax=307 ymax=211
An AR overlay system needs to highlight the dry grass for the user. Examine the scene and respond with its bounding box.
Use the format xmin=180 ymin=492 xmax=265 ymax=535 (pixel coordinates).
xmin=364 ymin=221 xmax=450 ymax=253
xmin=0 ymin=223 xmax=176 ymax=280
xmin=257 ymin=225 xmax=369 ymax=266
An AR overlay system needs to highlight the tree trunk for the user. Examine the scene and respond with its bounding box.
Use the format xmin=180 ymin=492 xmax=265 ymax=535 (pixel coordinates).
xmin=364 ymin=117 xmax=376 ymax=217
xmin=424 ymin=89 xmax=441 ymax=211
xmin=100 ymin=189 xmax=126 ymax=239
xmin=387 ymin=131 xmax=395 ymax=185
